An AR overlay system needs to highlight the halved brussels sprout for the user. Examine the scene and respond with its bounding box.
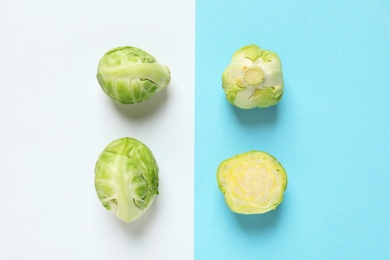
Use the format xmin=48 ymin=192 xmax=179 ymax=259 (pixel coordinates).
xmin=95 ymin=137 xmax=159 ymax=223
xmin=217 ymin=151 xmax=287 ymax=214
xmin=222 ymin=44 xmax=284 ymax=109
xmin=97 ymin=46 xmax=171 ymax=104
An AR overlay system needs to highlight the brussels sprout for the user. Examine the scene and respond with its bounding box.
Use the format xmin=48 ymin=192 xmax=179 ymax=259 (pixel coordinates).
xmin=222 ymin=44 xmax=284 ymax=109
xmin=97 ymin=46 xmax=171 ymax=104
xmin=217 ymin=151 xmax=287 ymax=214
xmin=95 ymin=137 xmax=159 ymax=223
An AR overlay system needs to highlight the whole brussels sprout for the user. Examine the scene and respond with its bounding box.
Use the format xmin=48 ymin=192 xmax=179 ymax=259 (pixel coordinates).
xmin=222 ymin=44 xmax=284 ymax=109
xmin=217 ymin=151 xmax=287 ymax=214
xmin=95 ymin=137 xmax=159 ymax=223
xmin=97 ymin=46 xmax=171 ymax=104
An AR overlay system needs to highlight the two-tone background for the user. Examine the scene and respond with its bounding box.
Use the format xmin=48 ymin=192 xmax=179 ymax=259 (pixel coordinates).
xmin=1 ymin=0 xmax=389 ymax=259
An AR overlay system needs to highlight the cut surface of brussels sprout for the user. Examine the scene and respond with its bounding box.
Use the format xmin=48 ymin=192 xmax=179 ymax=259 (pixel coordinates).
xmin=97 ymin=46 xmax=171 ymax=104
xmin=217 ymin=151 xmax=287 ymax=214
xmin=222 ymin=44 xmax=284 ymax=109
xmin=95 ymin=137 xmax=159 ymax=223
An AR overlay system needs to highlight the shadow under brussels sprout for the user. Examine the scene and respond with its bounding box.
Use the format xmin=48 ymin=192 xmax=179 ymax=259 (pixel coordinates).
xmin=114 ymin=197 xmax=159 ymax=237
xmin=231 ymin=103 xmax=278 ymax=125
xmin=111 ymin=86 xmax=169 ymax=119
xmin=234 ymin=201 xmax=284 ymax=232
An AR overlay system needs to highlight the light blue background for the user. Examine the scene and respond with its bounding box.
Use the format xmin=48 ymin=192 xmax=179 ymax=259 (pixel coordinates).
xmin=195 ymin=0 xmax=390 ymax=259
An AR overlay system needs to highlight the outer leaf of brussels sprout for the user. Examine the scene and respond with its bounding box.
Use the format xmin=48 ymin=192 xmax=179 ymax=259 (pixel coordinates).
xmin=97 ymin=46 xmax=171 ymax=104
xmin=217 ymin=151 xmax=287 ymax=214
xmin=222 ymin=44 xmax=284 ymax=109
xmin=95 ymin=137 xmax=159 ymax=223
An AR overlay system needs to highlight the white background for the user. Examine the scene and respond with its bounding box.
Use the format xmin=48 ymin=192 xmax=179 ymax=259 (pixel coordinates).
xmin=0 ymin=0 xmax=194 ymax=259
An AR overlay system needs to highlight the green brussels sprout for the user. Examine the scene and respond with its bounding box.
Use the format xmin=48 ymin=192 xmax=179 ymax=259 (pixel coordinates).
xmin=217 ymin=151 xmax=287 ymax=214
xmin=97 ymin=46 xmax=171 ymax=104
xmin=95 ymin=137 xmax=159 ymax=223
xmin=222 ymin=44 xmax=284 ymax=109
